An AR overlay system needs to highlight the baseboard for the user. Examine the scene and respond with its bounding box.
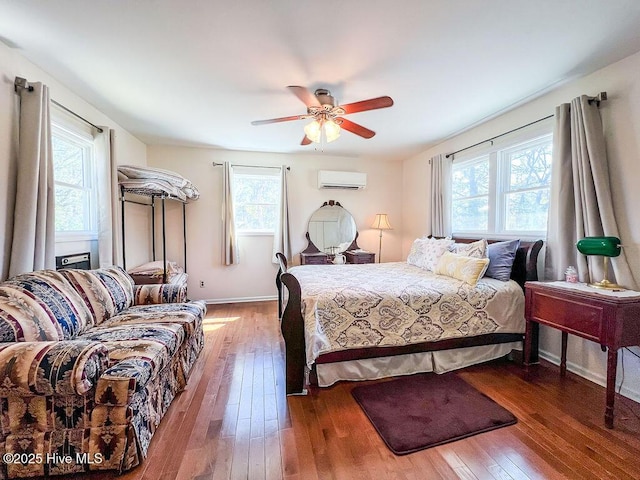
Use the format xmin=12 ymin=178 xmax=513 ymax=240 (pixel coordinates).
xmin=540 ymin=349 xmax=640 ymax=404
xmin=203 ymin=295 xmax=278 ymax=305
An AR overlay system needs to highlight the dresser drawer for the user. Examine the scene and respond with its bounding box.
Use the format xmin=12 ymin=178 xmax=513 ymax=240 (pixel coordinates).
xmin=529 ymin=290 xmax=605 ymax=342
xmin=300 ymin=253 xmax=329 ymax=265
xmin=345 ymin=252 xmax=375 ymax=264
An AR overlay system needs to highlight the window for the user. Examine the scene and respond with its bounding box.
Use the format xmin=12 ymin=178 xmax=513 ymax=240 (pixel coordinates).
xmin=232 ymin=167 xmax=281 ymax=234
xmin=451 ymin=131 xmax=552 ymax=238
xmin=52 ymin=112 xmax=98 ymax=239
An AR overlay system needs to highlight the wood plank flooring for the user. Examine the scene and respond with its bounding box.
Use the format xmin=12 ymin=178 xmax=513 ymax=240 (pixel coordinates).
xmin=86 ymin=301 xmax=640 ymax=480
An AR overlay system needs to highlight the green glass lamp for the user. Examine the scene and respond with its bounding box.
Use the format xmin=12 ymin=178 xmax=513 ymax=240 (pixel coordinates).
xmin=576 ymin=236 xmax=622 ymax=289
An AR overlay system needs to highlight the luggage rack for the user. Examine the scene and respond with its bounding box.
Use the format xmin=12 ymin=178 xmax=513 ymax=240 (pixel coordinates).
xmin=119 ymin=185 xmax=188 ymax=283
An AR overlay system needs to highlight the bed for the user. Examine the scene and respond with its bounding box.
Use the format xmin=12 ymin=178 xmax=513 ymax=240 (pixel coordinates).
xmin=276 ymin=238 xmax=543 ymax=394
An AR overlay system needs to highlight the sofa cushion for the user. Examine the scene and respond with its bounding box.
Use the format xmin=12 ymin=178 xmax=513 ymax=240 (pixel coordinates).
xmin=80 ymin=323 xmax=185 ymax=360
xmin=133 ymin=274 xmax=188 ymax=305
xmin=0 ymin=270 xmax=93 ymax=341
xmin=103 ymin=301 xmax=206 ymax=337
xmin=61 ymin=266 xmax=135 ymax=325
xmin=87 ymin=324 xmax=186 ymax=406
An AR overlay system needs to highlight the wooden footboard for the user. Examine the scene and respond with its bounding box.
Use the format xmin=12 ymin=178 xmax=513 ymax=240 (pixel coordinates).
xmin=275 ymin=240 xmax=543 ymax=395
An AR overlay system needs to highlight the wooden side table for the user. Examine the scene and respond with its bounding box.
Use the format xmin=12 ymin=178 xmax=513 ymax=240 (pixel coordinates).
xmin=524 ymin=281 xmax=640 ymax=428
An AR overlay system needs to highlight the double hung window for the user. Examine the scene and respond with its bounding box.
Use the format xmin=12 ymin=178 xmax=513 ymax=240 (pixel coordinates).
xmin=450 ymin=130 xmax=553 ymax=238
xmin=52 ymin=111 xmax=98 ymax=240
xmin=232 ymin=166 xmax=282 ymax=235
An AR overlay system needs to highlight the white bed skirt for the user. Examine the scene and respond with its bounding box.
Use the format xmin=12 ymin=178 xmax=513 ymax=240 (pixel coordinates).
xmin=315 ymin=341 xmax=522 ymax=387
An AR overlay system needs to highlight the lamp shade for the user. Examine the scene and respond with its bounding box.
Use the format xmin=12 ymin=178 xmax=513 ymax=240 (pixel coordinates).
xmin=303 ymin=120 xmax=322 ymax=143
xmin=576 ymin=236 xmax=621 ymax=257
xmin=324 ymin=119 xmax=341 ymax=143
xmin=371 ymin=213 xmax=392 ymax=230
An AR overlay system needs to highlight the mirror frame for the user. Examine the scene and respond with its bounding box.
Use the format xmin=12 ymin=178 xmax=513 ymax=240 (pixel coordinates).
xmin=302 ymin=200 xmax=360 ymax=254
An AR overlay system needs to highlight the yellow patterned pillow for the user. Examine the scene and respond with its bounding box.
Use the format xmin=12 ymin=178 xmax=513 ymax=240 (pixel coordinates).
xmin=434 ymin=251 xmax=490 ymax=286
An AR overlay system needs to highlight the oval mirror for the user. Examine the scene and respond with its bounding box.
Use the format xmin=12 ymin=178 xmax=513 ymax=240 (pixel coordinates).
xmin=307 ymin=202 xmax=357 ymax=254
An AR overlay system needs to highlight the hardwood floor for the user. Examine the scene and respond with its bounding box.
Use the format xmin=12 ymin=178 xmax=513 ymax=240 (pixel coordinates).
xmin=86 ymin=301 xmax=640 ymax=480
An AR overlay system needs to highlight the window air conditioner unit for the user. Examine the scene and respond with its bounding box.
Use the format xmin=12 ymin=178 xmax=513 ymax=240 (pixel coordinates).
xmin=317 ymin=170 xmax=367 ymax=190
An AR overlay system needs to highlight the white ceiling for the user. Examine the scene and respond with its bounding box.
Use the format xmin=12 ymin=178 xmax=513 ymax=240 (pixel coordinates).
xmin=3 ymin=0 xmax=640 ymax=161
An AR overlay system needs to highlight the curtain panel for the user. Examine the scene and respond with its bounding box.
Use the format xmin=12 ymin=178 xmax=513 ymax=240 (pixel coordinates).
xmin=272 ymin=166 xmax=292 ymax=263
xmin=9 ymin=82 xmax=55 ymax=277
xmin=96 ymin=127 xmax=122 ymax=267
xmin=430 ymin=153 xmax=451 ymax=237
xmin=222 ymin=162 xmax=239 ymax=265
xmin=545 ymin=95 xmax=635 ymax=289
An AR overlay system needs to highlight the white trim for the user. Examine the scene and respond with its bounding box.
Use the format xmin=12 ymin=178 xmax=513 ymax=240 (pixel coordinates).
xmin=539 ymin=349 xmax=640 ymax=404
xmin=204 ymin=295 xmax=278 ymax=305
xmin=56 ymin=233 xmax=98 ymax=242
xmin=238 ymin=231 xmax=276 ymax=237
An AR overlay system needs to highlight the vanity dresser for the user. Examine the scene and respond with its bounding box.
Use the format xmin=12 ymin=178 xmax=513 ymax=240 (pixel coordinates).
xmin=299 ymin=201 xmax=375 ymax=265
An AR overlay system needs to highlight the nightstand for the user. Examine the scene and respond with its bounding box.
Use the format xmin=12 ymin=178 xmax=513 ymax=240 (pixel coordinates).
xmin=344 ymin=251 xmax=375 ymax=264
xmin=524 ymin=281 xmax=640 ymax=428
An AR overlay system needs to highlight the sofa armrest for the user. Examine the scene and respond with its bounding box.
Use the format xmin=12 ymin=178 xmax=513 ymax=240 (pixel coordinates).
xmin=133 ymin=282 xmax=187 ymax=305
xmin=0 ymin=340 xmax=108 ymax=396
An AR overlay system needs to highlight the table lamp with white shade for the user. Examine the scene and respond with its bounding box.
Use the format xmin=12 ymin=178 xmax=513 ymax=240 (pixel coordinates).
xmin=371 ymin=214 xmax=392 ymax=263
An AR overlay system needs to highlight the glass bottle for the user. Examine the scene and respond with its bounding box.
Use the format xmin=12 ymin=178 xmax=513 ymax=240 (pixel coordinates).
xmin=565 ymin=266 xmax=578 ymax=283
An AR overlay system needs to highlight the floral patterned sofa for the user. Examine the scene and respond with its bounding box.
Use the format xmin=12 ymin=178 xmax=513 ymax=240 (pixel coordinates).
xmin=0 ymin=266 xmax=205 ymax=479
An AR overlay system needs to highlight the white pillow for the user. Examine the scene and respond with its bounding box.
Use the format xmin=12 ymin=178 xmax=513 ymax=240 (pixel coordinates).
xmin=407 ymin=237 xmax=454 ymax=271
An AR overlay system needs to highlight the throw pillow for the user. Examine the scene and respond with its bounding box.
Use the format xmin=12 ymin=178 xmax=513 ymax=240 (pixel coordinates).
xmin=435 ymin=251 xmax=490 ymax=286
xmin=485 ymin=239 xmax=521 ymax=281
xmin=450 ymin=239 xmax=488 ymax=258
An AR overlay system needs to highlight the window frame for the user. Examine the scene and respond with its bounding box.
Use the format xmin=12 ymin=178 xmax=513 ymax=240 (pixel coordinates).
xmin=232 ymin=166 xmax=282 ymax=236
xmin=51 ymin=108 xmax=99 ymax=242
xmin=449 ymin=122 xmax=553 ymax=241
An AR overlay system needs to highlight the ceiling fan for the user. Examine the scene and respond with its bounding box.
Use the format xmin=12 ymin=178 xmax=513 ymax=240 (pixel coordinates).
xmin=251 ymin=86 xmax=394 ymax=145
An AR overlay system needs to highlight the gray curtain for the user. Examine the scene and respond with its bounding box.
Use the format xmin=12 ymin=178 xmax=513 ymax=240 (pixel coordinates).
xmin=222 ymin=161 xmax=239 ymax=265
xmin=430 ymin=153 xmax=451 ymax=237
xmin=545 ymin=95 xmax=635 ymax=288
xmin=96 ymin=127 xmax=121 ymax=267
xmin=272 ymin=166 xmax=291 ymax=263
xmin=9 ymin=82 xmax=55 ymax=277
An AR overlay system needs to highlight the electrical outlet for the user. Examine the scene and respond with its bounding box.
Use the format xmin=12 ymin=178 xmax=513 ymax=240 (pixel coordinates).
xmin=199 ymin=281 xmax=205 ymax=288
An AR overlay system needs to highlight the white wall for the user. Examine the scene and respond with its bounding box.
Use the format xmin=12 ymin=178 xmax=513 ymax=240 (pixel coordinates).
xmin=0 ymin=41 xmax=149 ymax=278
xmin=403 ymin=49 xmax=640 ymax=402
xmin=147 ymin=146 xmax=403 ymax=303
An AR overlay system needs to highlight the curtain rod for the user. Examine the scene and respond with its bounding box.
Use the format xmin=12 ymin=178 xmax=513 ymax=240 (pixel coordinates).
xmin=212 ymin=161 xmax=290 ymax=170
xmin=444 ymin=91 xmax=607 ymax=159
xmin=14 ymin=76 xmax=104 ymax=133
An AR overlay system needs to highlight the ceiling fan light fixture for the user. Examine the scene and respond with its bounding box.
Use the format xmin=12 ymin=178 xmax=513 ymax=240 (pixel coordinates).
xmin=303 ymin=119 xmax=322 ymax=143
xmin=252 ymin=86 xmax=391 ymax=145
xmin=324 ymin=119 xmax=341 ymax=143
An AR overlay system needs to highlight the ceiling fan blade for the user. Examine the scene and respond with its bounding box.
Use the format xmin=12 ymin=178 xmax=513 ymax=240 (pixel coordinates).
xmin=288 ymin=85 xmax=321 ymax=108
xmin=339 ymin=118 xmax=376 ymax=139
xmin=301 ymin=135 xmax=312 ymax=145
xmin=340 ymin=96 xmax=394 ymax=115
xmin=251 ymin=115 xmax=306 ymax=126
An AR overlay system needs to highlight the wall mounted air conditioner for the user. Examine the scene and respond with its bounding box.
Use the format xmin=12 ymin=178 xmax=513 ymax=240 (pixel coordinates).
xmin=317 ymin=170 xmax=367 ymax=190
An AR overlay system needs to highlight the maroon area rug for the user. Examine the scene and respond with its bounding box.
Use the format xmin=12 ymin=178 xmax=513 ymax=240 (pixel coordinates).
xmin=351 ymin=372 xmax=517 ymax=455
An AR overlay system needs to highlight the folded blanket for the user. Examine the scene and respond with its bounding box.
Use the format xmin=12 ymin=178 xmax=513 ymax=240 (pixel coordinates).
xmin=119 ymin=178 xmax=188 ymax=201
xmin=118 ymin=165 xmax=200 ymax=200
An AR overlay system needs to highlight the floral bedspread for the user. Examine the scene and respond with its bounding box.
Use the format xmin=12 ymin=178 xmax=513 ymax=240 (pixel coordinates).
xmin=288 ymin=262 xmax=525 ymax=367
